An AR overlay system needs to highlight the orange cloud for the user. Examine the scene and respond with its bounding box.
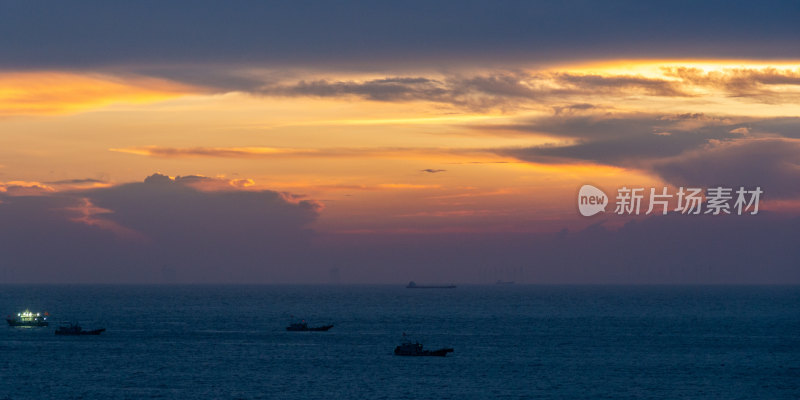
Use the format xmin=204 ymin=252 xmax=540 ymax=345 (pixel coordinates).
xmin=0 ymin=181 xmax=55 ymax=196
xmin=108 ymin=145 xmax=512 ymax=163
xmin=0 ymin=72 xmax=197 ymax=116
xmin=377 ymin=183 xmax=441 ymax=190
xmin=111 ymin=146 xmax=327 ymax=158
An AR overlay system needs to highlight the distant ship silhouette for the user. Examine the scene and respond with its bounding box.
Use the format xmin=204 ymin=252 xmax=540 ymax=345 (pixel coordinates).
xmin=406 ymin=281 xmax=456 ymax=289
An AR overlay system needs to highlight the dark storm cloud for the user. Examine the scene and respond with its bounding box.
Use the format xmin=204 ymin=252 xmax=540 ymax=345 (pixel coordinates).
xmin=243 ymin=66 xmax=800 ymax=110
xmin=255 ymin=72 xmax=692 ymax=110
xmin=87 ymin=173 xmax=321 ymax=243
xmin=256 ymin=74 xmax=540 ymax=110
xmin=266 ymin=77 xmax=449 ymax=102
xmin=494 ymin=113 xmax=749 ymax=163
xmin=749 ymin=117 xmax=800 ymax=138
xmin=1 ymin=1 xmax=798 ymax=69
xmin=489 ymin=114 xmax=686 ymax=140
xmin=130 ymin=66 xmax=284 ymax=94
xmin=492 ymin=114 xmax=800 ymax=198
xmin=0 ymin=174 xmax=321 ymax=283
xmin=652 ymin=138 xmax=800 ymax=197
xmin=502 ymin=133 xmax=719 ymax=165
xmin=553 ymin=73 xmax=688 ymax=97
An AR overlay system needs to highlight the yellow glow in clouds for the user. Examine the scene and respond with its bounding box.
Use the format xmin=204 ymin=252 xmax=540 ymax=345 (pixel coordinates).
xmin=0 ymin=72 xmax=196 ymax=116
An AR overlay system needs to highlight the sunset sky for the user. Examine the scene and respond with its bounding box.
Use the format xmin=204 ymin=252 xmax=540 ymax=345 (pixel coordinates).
xmin=1 ymin=1 xmax=799 ymax=283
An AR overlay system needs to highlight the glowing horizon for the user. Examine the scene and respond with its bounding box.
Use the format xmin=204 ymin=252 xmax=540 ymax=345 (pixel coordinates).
xmin=2 ymin=59 xmax=799 ymax=237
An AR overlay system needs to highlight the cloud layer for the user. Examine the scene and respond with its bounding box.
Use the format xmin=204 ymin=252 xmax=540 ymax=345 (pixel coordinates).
xmin=492 ymin=113 xmax=800 ymax=198
xmin=3 ymin=175 xmax=798 ymax=284
xmin=316 ymin=213 xmax=800 ymax=284
xmin=1 ymin=1 xmax=798 ymax=68
xmin=150 ymin=67 xmax=800 ymax=111
xmin=0 ymin=174 xmax=321 ymax=283
xmin=653 ymin=138 xmax=800 ymax=197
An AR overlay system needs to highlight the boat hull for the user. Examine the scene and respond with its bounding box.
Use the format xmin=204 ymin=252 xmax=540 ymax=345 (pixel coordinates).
xmin=406 ymin=286 xmax=456 ymax=289
xmin=55 ymin=328 xmax=105 ymax=336
xmin=6 ymin=319 xmax=48 ymax=327
xmin=286 ymin=324 xmax=333 ymax=332
xmin=405 ymin=281 xmax=456 ymax=289
xmin=394 ymin=347 xmax=454 ymax=357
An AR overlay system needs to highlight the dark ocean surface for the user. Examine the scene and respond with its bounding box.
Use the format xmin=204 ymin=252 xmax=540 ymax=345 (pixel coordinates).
xmin=1 ymin=285 xmax=798 ymax=399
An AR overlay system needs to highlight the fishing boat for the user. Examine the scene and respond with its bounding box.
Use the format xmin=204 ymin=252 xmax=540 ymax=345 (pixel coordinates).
xmin=6 ymin=310 xmax=49 ymax=327
xmin=394 ymin=341 xmax=454 ymax=357
xmin=286 ymin=321 xmax=334 ymax=331
xmin=54 ymin=323 xmax=105 ymax=336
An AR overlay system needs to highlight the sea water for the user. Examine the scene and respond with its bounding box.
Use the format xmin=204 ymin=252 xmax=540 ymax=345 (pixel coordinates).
xmin=1 ymin=285 xmax=798 ymax=399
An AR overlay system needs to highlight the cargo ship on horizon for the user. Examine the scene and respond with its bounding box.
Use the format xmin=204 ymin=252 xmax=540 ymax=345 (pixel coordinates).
xmin=406 ymin=281 xmax=456 ymax=289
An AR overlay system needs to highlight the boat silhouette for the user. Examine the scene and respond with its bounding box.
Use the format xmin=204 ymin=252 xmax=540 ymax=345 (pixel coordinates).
xmin=406 ymin=281 xmax=456 ymax=289
xmin=394 ymin=340 xmax=454 ymax=357
xmin=55 ymin=323 xmax=105 ymax=336
xmin=286 ymin=321 xmax=334 ymax=331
